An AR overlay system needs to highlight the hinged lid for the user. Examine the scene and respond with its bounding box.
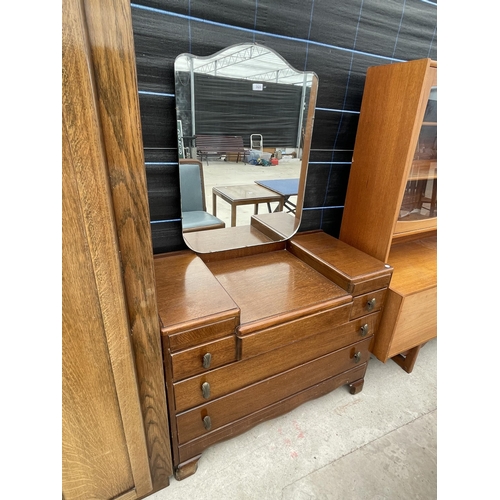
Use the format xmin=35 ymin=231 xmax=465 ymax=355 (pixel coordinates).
xmin=287 ymin=231 xmax=393 ymax=296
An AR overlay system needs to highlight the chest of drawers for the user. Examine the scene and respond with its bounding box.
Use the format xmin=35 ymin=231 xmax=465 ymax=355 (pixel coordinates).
xmin=154 ymin=231 xmax=392 ymax=480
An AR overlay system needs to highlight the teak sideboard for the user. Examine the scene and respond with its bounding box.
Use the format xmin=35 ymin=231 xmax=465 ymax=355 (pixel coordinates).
xmin=339 ymin=58 xmax=437 ymax=372
xmin=154 ymin=231 xmax=392 ymax=479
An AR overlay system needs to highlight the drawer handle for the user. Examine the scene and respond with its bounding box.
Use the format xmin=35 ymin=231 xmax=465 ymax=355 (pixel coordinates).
xmin=201 ymin=382 xmax=211 ymax=399
xmin=202 ymin=352 xmax=212 ymax=369
xmin=353 ymin=351 xmax=362 ymax=363
xmin=359 ymin=324 xmax=369 ymax=337
xmin=366 ymin=298 xmax=376 ymax=311
xmin=203 ymin=415 xmax=211 ymax=431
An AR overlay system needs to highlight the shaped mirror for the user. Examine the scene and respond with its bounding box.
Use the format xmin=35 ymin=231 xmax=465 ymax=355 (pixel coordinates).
xmin=174 ymin=43 xmax=318 ymax=253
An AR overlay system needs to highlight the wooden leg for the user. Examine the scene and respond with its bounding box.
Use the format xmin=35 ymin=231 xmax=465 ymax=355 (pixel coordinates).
xmin=392 ymin=344 xmax=423 ymax=373
xmin=348 ymin=378 xmax=364 ymax=395
xmin=174 ymin=455 xmax=202 ymax=481
xmin=231 ymin=205 xmax=237 ymax=227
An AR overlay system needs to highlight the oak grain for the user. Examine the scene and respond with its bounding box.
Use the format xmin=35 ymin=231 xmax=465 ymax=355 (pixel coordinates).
xmin=63 ymin=0 xmax=152 ymax=495
xmin=206 ymin=250 xmax=349 ymax=325
xmin=82 ymin=0 xmax=173 ymax=488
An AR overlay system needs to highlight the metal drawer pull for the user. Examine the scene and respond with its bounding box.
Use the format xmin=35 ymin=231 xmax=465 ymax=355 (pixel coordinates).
xmin=366 ymin=298 xmax=376 ymax=311
xmin=201 ymin=382 xmax=211 ymax=399
xmin=203 ymin=415 xmax=211 ymax=431
xmin=202 ymin=352 xmax=212 ymax=369
xmin=359 ymin=324 xmax=369 ymax=337
xmin=353 ymin=352 xmax=362 ymax=363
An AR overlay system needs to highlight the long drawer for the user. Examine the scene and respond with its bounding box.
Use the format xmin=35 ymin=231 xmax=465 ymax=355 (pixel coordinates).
xmin=176 ymin=363 xmax=368 ymax=463
xmin=176 ymin=336 xmax=372 ymax=444
xmin=174 ymin=312 xmax=380 ymax=412
xmin=237 ymin=302 xmax=351 ymax=359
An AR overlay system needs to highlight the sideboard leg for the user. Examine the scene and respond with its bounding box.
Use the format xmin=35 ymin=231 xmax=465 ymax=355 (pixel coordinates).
xmin=349 ymin=377 xmax=364 ymax=395
xmin=392 ymin=344 xmax=424 ymax=373
xmin=174 ymin=455 xmax=202 ymax=481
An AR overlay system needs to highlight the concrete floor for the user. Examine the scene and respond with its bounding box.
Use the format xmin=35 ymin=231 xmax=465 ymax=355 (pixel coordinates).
xmin=146 ymin=339 xmax=437 ymax=500
xmin=159 ymin=157 xmax=437 ymax=499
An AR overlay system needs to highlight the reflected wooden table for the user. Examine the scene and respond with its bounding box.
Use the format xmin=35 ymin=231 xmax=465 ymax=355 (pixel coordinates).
xmin=212 ymin=185 xmax=284 ymax=227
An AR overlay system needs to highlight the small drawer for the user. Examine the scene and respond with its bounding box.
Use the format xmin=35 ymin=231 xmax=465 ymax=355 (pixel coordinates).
xmin=170 ymin=336 xmax=237 ymax=382
xmin=167 ymin=316 xmax=239 ymax=353
xmin=350 ymin=289 xmax=386 ymax=320
xmin=176 ymin=336 xmax=372 ymax=444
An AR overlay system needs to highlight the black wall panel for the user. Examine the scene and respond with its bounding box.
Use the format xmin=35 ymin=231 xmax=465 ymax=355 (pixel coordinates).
xmin=145 ymin=164 xmax=181 ymax=221
xmin=138 ymin=93 xmax=177 ymax=148
xmin=303 ymin=163 xmax=351 ymax=209
xmin=300 ymin=206 xmax=344 ymax=237
xmin=130 ymin=0 xmax=437 ymax=253
xmin=184 ymin=74 xmax=304 ymax=147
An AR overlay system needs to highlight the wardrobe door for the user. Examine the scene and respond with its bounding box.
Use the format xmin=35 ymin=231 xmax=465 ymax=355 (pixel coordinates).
xmin=62 ymin=0 xmax=172 ymax=497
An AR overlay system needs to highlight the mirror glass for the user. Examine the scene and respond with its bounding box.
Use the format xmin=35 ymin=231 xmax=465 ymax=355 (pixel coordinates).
xmin=174 ymin=42 xmax=318 ymax=253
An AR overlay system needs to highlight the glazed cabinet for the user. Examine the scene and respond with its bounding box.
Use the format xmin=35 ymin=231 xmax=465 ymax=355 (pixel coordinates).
xmin=339 ymin=58 xmax=437 ymax=372
xmin=154 ymin=231 xmax=392 ymax=479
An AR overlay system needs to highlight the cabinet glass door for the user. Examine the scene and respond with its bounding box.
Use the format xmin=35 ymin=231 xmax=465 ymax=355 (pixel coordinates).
xmin=396 ymin=86 xmax=437 ymax=231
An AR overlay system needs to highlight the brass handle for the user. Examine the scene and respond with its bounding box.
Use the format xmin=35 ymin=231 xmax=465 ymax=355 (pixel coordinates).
xmin=359 ymin=324 xmax=369 ymax=337
xmin=202 ymin=352 xmax=212 ymax=369
xmin=203 ymin=415 xmax=211 ymax=431
xmin=353 ymin=352 xmax=362 ymax=363
xmin=201 ymin=382 xmax=211 ymax=399
xmin=366 ymin=298 xmax=376 ymax=311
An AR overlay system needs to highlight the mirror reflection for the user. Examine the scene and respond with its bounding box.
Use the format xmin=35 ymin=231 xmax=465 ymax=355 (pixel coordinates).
xmin=174 ymin=43 xmax=318 ymax=252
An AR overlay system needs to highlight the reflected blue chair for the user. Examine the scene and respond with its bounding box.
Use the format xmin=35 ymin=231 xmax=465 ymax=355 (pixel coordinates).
xmin=179 ymin=159 xmax=226 ymax=233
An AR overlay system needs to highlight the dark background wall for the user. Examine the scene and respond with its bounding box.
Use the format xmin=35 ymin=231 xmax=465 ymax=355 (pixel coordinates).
xmin=130 ymin=0 xmax=437 ymax=254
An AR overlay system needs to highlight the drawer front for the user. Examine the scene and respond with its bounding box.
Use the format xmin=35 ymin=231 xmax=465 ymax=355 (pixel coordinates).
xmin=167 ymin=316 xmax=239 ymax=353
xmin=387 ymin=286 xmax=437 ymax=358
xmin=238 ymin=303 xmax=351 ymax=359
xmin=170 ymin=336 xmax=237 ymax=382
xmin=350 ymin=289 xmax=386 ymax=320
xmin=350 ymin=275 xmax=392 ymax=296
xmin=174 ymin=312 xmax=380 ymax=412
xmin=176 ymin=337 xmax=372 ymax=444
xmin=177 ymin=363 xmax=367 ymax=463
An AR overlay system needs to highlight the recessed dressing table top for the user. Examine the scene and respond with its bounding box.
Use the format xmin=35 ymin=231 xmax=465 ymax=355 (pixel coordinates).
xmin=205 ymin=249 xmax=350 ymax=327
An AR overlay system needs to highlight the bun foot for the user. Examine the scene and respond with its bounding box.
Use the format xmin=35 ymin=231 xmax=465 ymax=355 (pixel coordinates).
xmin=348 ymin=377 xmax=364 ymax=395
xmin=174 ymin=455 xmax=202 ymax=481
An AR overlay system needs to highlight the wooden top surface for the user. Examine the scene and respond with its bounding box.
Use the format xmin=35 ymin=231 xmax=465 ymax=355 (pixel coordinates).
xmin=387 ymin=235 xmax=437 ymax=295
xmin=206 ymin=249 xmax=350 ymax=331
xmin=154 ymin=251 xmax=239 ymax=333
xmin=250 ymin=211 xmax=300 ymax=240
xmin=288 ymin=231 xmax=393 ymax=284
xmin=213 ymin=184 xmax=282 ymax=203
xmin=183 ymin=225 xmax=275 ymax=254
